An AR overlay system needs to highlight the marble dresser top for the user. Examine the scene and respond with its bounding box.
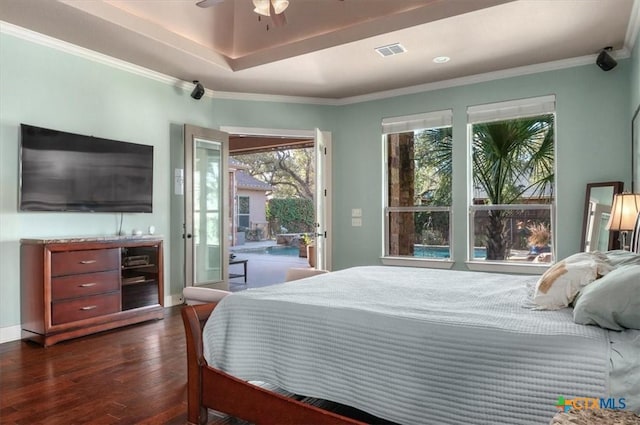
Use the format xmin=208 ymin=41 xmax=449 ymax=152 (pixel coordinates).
xmin=21 ymin=235 xmax=163 ymax=244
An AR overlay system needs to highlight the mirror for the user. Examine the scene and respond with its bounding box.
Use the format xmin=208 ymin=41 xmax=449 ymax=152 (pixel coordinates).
xmin=581 ymin=181 xmax=623 ymax=252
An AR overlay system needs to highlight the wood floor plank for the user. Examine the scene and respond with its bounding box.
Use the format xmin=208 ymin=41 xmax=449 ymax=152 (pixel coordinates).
xmin=0 ymin=305 xmax=394 ymax=425
xmin=0 ymin=307 xmax=194 ymax=425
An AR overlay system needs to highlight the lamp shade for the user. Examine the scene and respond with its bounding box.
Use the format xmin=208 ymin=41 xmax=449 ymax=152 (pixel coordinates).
xmin=607 ymin=193 xmax=640 ymax=231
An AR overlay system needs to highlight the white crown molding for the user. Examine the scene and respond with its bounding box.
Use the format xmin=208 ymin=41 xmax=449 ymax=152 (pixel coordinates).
xmin=0 ymin=21 xmax=180 ymax=87
xmin=0 ymin=19 xmax=634 ymax=108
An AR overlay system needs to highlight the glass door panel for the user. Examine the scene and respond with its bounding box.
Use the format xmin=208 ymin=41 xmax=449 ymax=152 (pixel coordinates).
xmin=184 ymin=125 xmax=228 ymax=289
xmin=194 ymin=139 xmax=222 ymax=284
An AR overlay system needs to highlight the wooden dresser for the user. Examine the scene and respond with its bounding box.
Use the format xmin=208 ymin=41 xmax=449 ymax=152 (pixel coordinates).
xmin=21 ymin=236 xmax=164 ymax=346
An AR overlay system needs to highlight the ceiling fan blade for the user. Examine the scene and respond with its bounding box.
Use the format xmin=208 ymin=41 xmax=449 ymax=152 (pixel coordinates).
xmin=196 ymin=0 xmax=225 ymax=8
xmin=269 ymin=0 xmax=287 ymax=27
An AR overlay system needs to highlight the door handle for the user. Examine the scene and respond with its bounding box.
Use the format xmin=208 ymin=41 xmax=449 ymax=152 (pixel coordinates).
xmin=183 ymin=233 xmax=192 ymax=239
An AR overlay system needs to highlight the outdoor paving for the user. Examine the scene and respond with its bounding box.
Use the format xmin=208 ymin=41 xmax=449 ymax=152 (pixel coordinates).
xmin=229 ymin=240 xmax=310 ymax=292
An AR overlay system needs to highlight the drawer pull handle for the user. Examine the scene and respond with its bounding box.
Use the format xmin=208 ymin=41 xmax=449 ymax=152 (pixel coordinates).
xmin=80 ymin=305 xmax=98 ymax=311
xmin=79 ymin=283 xmax=97 ymax=287
xmin=79 ymin=260 xmax=97 ymax=264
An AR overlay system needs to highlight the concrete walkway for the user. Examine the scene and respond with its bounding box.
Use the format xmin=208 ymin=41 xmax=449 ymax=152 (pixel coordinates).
xmin=229 ymin=241 xmax=310 ymax=292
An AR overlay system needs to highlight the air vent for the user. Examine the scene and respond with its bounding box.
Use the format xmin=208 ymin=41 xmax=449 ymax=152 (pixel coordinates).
xmin=375 ymin=43 xmax=407 ymax=57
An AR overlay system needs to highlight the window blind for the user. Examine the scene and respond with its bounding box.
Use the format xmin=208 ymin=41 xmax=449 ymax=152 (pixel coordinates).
xmin=382 ymin=109 xmax=453 ymax=134
xmin=467 ymin=95 xmax=555 ymax=124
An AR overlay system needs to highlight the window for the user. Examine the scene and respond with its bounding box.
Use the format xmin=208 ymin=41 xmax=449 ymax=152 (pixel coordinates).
xmin=383 ymin=110 xmax=453 ymax=263
xmin=237 ymin=195 xmax=250 ymax=229
xmin=467 ymin=95 xmax=556 ymax=264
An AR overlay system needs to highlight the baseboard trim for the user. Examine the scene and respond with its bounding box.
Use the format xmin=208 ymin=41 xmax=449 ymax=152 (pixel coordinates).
xmin=0 ymin=325 xmax=22 ymax=344
xmin=165 ymin=293 xmax=184 ymax=307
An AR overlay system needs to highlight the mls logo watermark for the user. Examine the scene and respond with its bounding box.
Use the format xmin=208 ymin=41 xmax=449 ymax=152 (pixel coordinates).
xmin=555 ymin=396 xmax=627 ymax=412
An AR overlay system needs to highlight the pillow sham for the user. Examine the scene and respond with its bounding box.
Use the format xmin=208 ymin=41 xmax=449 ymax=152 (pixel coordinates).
xmin=573 ymin=264 xmax=640 ymax=330
xmin=532 ymin=252 xmax=612 ymax=310
xmin=604 ymin=250 xmax=640 ymax=267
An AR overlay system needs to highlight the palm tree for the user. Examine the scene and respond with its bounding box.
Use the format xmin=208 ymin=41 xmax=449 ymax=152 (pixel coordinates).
xmin=414 ymin=127 xmax=453 ymax=206
xmin=472 ymin=115 xmax=554 ymax=260
xmin=414 ymin=128 xmax=453 ymax=245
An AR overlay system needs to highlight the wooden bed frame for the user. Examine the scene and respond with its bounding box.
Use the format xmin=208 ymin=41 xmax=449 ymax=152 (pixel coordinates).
xmin=181 ymin=303 xmax=366 ymax=425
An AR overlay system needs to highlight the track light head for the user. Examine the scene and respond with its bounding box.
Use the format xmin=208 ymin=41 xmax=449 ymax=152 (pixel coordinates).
xmin=191 ymin=80 xmax=205 ymax=99
xmin=596 ymin=47 xmax=617 ymax=72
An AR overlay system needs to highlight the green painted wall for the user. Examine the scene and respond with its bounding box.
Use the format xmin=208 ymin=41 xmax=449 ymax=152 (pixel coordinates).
xmin=330 ymin=62 xmax=631 ymax=270
xmin=0 ymin=29 xmax=635 ymax=334
xmin=632 ymin=31 xmax=640 ymax=190
xmin=0 ymin=33 xmax=333 ymax=331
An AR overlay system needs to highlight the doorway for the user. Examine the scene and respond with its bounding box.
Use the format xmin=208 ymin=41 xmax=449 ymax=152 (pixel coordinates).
xmin=183 ymin=125 xmax=229 ymax=290
xmin=221 ymin=126 xmax=331 ymax=288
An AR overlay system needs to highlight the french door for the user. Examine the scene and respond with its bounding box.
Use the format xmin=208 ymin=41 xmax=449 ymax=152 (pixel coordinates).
xmin=314 ymin=129 xmax=331 ymax=270
xmin=184 ymin=125 xmax=229 ymax=289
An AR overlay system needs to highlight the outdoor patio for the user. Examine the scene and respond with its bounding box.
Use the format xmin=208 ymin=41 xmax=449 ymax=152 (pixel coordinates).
xmin=228 ymin=240 xmax=310 ymax=292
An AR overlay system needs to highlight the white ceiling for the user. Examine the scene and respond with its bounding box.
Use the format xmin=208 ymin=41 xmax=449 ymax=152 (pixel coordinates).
xmin=0 ymin=0 xmax=637 ymax=100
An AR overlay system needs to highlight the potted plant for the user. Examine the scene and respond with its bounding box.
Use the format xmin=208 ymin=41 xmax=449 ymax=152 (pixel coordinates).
xmin=299 ymin=233 xmax=316 ymax=267
xmin=306 ymin=237 xmax=316 ymax=268
xmin=298 ymin=234 xmax=311 ymax=258
xmin=527 ymin=222 xmax=551 ymax=258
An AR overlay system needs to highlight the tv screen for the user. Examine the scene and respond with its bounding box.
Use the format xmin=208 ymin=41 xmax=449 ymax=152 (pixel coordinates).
xmin=20 ymin=124 xmax=153 ymax=212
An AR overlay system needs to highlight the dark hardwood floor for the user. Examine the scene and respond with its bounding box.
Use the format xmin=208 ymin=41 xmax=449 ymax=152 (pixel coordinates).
xmin=1 ymin=306 xmax=393 ymax=425
xmin=0 ymin=306 xmax=228 ymax=425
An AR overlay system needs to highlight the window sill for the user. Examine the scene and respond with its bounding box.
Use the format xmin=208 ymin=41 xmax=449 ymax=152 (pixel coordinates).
xmin=465 ymin=261 xmax=549 ymax=275
xmin=381 ymin=257 xmax=455 ymax=269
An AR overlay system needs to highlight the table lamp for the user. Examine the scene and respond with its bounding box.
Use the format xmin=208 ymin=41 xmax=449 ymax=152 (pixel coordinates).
xmin=607 ymin=193 xmax=640 ymax=250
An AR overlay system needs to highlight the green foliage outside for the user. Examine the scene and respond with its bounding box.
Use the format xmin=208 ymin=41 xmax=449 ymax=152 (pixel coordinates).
xmin=233 ymin=149 xmax=314 ymax=199
xmin=266 ymin=198 xmax=315 ymax=235
xmin=411 ymin=116 xmax=554 ymax=259
xmin=412 ymin=127 xmax=453 ymax=245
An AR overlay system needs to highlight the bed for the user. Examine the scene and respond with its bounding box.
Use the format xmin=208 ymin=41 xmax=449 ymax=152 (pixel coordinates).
xmin=182 ymin=259 xmax=640 ymax=424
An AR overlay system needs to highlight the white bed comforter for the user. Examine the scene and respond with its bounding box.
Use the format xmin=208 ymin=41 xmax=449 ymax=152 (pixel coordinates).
xmin=203 ymin=266 xmax=621 ymax=424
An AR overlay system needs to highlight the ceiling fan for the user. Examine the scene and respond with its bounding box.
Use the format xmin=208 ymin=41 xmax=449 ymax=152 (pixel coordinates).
xmin=196 ymin=0 xmax=288 ymax=27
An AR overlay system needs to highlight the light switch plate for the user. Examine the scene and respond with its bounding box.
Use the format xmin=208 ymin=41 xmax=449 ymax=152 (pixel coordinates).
xmin=351 ymin=208 xmax=362 ymax=217
xmin=352 ymin=217 xmax=362 ymax=227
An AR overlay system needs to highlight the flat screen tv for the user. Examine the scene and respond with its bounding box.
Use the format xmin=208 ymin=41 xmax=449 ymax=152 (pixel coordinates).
xmin=20 ymin=124 xmax=153 ymax=212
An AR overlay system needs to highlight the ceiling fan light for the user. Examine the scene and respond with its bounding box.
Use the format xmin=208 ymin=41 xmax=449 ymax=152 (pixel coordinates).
xmin=252 ymin=0 xmax=289 ymax=16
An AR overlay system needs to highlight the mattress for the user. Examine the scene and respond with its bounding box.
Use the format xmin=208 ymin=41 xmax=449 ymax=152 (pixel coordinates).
xmin=202 ymin=266 xmax=637 ymax=424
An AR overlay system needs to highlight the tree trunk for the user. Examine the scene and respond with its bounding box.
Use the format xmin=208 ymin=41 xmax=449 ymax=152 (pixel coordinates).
xmin=485 ymin=210 xmax=509 ymax=260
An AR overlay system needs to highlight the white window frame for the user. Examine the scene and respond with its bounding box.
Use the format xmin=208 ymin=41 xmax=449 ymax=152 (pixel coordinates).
xmin=237 ymin=195 xmax=250 ymax=229
xmin=381 ymin=110 xmax=455 ymax=269
xmin=466 ymin=95 xmax=556 ymax=274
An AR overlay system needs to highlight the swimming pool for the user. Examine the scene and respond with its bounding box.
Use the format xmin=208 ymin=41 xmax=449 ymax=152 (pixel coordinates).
xmin=235 ymin=245 xmax=486 ymax=259
xmin=413 ymin=246 xmax=487 ymax=259
xmin=264 ymin=246 xmax=299 ymax=256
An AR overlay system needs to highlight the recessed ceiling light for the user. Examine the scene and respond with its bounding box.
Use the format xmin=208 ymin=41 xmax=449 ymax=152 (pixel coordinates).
xmin=433 ymin=56 xmax=450 ymax=64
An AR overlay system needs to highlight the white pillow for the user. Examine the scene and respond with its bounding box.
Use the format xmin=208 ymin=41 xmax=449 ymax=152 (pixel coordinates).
xmin=532 ymin=252 xmax=613 ymax=310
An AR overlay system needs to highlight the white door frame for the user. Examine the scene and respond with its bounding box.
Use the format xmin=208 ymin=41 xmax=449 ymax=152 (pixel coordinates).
xmin=220 ymin=126 xmax=332 ymax=270
xmin=184 ymin=125 xmax=229 ymax=289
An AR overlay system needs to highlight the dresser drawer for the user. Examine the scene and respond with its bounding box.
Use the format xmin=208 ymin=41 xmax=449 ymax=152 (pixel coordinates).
xmin=51 ymin=270 xmax=120 ymax=301
xmin=52 ymin=292 xmax=120 ymax=325
xmin=51 ymin=248 xmax=119 ymax=276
